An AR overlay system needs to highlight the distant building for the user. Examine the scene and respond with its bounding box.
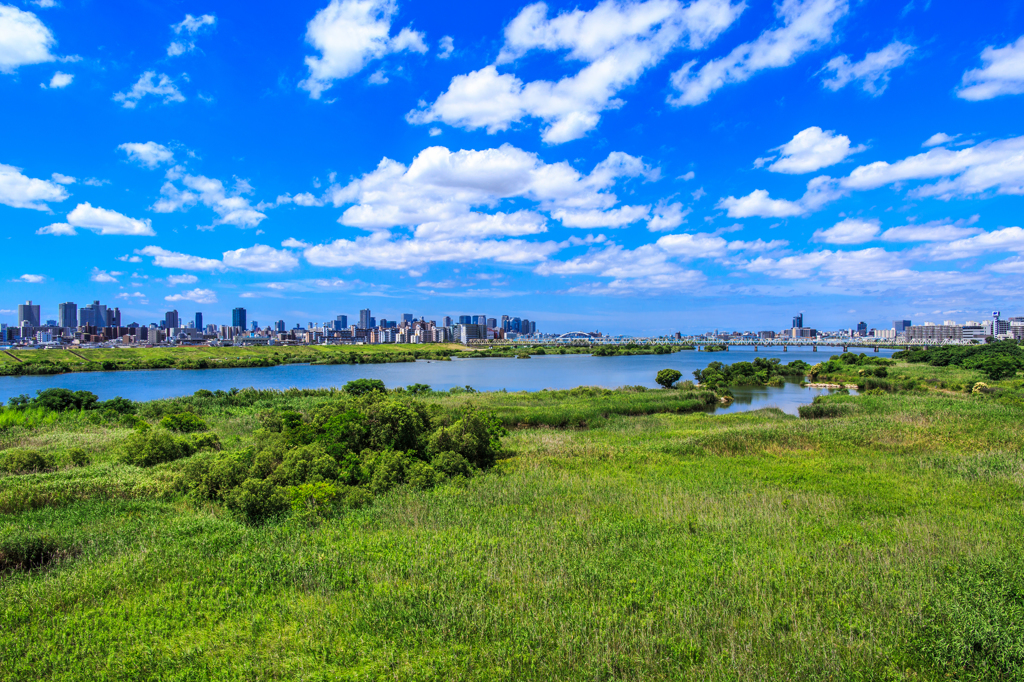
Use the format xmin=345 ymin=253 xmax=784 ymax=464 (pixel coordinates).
xmin=443 ymin=316 xmax=452 ymax=327
xmin=165 ymin=310 xmax=180 ymax=330
xmin=487 ymin=317 xmax=497 ymax=328
xmin=18 ymin=300 xmax=40 ymax=327
xmin=458 ymin=323 xmax=486 ymax=344
xmin=908 ymin=324 xmax=960 ymax=342
xmin=251 ymin=321 xmax=259 ymax=332
xmin=458 ymin=315 xmax=472 ymax=325
xmin=474 ymin=315 xmax=486 ymax=325
xmin=232 ymin=307 xmax=247 ymax=330
xmin=856 ymin=321 xmax=868 ymax=335
xmin=359 ymin=308 xmax=371 ymax=329
xmin=195 ymin=312 xmax=203 ymax=330
xmin=336 ymin=314 xmax=348 ymax=328
xmin=893 ymin=320 xmax=912 ymax=333
xmin=402 ymin=313 xmax=413 ymax=324
xmin=58 ymin=302 xmax=77 ymax=329
xmin=276 ymin=320 xmax=286 ymax=333
xmin=792 ymin=313 xmax=803 ymax=329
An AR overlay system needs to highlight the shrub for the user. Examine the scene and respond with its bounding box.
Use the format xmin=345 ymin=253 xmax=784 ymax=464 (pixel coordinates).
xmin=367 ymin=450 xmax=415 ymax=494
xmin=431 ymin=450 xmax=474 ymax=479
xmin=188 ymin=432 xmax=222 ymax=452
xmin=0 ymin=448 xmax=50 ymax=473
xmin=343 ymin=378 xmax=386 ymax=396
xmin=98 ymin=397 xmax=136 ymax=415
xmin=426 ymin=410 xmax=506 ymax=469
xmin=32 ymin=388 xmax=98 ymax=412
xmin=160 ymin=412 xmax=209 ymax=433
xmin=406 ymin=460 xmax=439 ymax=490
xmin=406 ymin=383 xmax=432 ymax=396
xmin=118 ymin=429 xmax=191 ymax=467
xmin=226 ymin=477 xmax=289 ymax=524
xmin=68 ymin=448 xmax=90 ymax=467
xmin=656 ymin=369 xmax=682 ymax=389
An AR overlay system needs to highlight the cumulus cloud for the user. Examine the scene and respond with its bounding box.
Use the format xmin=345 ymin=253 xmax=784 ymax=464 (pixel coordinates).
xmin=922 ymin=132 xmax=958 ymax=148
xmin=154 ymin=174 xmax=267 ymax=229
xmin=718 ymin=176 xmax=842 ymax=218
xmin=552 ymin=205 xmax=651 ymax=228
xmin=50 ymin=172 xmax=74 ymax=184
xmin=12 ymin=274 xmax=45 ymax=283
xmin=820 ymin=41 xmax=914 ymax=95
xmin=222 ymin=244 xmax=300 ymax=272
xmin=879 ymin=218 xmax=984 ymax=242
xmin=36 ymin=222 xmax=75 ymax=235
xmin=0 ymin=162 xmax=69 ymax=209
xmin=0 ymin=5 xmax=56 ymax=73
xmin=89 ymin=268 xmax=120 ymax=283
xmin=409 ymin=0 xmax=745 ymax=143
xmin=812 ymin=218 xmax=880 ymax=244
xmin=57 ymin=203 xmax=156 ymax=236
xmin=957 ymin=35 xmax=1024 ymax=101
xmin=668 ymin=0 xmax=847 ymax=106
xmin=438 ymin=35 xmax=454 ymax=59
xmin=168 ymin=13 xmax=216 ymax=57
xmin=914 ymin=226 xmax=1024 ymax=260
xmin=113 ymin=71 xmax=185 ymax=109
xmin=646 ymin=201 xmax=690 ymax=232
xmin=165 ymin=288 xmax=218 ymax=304
xmin=118 ymin=142 xmax=174 ymax=169
xmin=282 ymin=238 xmax=310 ymax=248
xmin=166 ymin=274 xmax=198 ymax=285
xmin=136 ymin=246 xmax=226 ymax=272
xmin=300 ymin=0 xmax=427 ymax=99
xmin=43 ymin=71 xmax=72 ymax=88
xmin=764 ymin=126 xmax=865 ymax=174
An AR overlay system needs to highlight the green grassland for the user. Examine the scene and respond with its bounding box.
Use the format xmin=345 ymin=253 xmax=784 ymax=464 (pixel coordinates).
xmin=1 ymin=361 xmax=1023 ymax=680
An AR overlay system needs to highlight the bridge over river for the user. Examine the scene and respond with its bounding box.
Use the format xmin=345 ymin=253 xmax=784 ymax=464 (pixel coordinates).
xmin=469 ymin=337 xmax=958 ymax=351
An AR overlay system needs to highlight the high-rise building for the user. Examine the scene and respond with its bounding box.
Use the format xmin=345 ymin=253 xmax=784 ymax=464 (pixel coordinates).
xmin=78 ymin=301 xmax=107 ymax=329
xmin=402 ymin=313 xmax=413 ymax=324
xmin=232 ymin=307 xmax=247 ymax=330
xmin=511 ymin=317 xmax=521 ymax=333
xmin=521 ymin=318 xmax=530 ymax=335
xmin=443 ymin=316 xmax=452 ymax=327
xmin=458 ymin=315 xmax=471 ymax=325
xmin=792 ymin=313 xmax=803 ymax=329
xmin=336 ymin=314 xmax=348 ymax=328
xmin=487 ymin=317 xmax=497 ymax=328
xmin=856 ymin=321 xmax=867 ymax=335
xmin=369 ymin=317 xmax=376 ymax=328
xmin=195 ymin=312 xmax=203 ymax=330
xmin=165 ymin=310 xmax=180 ymax=329
xmin=474 ymin=315 xmax=486 ymax=325
xmin=358 ymin=308 xmax=371 ymax=329
xmin=252 ymin=321 xmax=259 ymax=332
xmin=893 ymin=319 xmax=912 ymax=333
xmin=18 ymin=301 xmax=40 ymax=327
xmin=109 ymin=308 xmax=121 ymax=327
xmin=58 ymin=302 xmax=77 ymax=329
xmin=276 ymin=320 xmax=286 ymax=333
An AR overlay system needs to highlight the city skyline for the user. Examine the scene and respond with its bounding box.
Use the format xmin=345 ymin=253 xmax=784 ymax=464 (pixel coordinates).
xmin=2 ymin=1 xmax=1023 ymax=335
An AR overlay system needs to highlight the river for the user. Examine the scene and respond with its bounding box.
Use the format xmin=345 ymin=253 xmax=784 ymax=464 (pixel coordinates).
xmin=0 ymin=346 xmax=896 ymax=416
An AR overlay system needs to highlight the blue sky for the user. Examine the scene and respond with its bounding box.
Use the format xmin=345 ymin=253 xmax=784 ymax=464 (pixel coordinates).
xmin=1 ymin=0 xmax=1023 ymax=335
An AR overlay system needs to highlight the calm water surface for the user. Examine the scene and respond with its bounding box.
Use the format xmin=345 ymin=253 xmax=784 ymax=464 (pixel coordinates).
xmin=0 ymin=346 xmax=895 ymax=416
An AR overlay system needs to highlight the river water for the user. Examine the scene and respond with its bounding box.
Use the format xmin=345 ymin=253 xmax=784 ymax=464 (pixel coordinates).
xmin=0 ymin=346 xmax=896 ymax=416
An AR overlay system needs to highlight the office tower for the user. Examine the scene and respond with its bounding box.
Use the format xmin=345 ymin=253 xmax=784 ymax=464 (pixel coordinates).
xmin=369 ymin=317 xmax=376 ymax=328
xmin=521 ymin=318 xmax=530 ymax=335
xmin=195 ymin=313 xmax=203 ymax=330
xmin=511 ymin=317 xmax=521 ymax=332
xmin=18 ymin=301 xmax=40 ymax=327
xmin=359 ymin=308 xmax=371 ymax=329
xmin=165 ymin=310 xmax=180 ymax=329
xmin=110 ymin=308 xmax=121 ymax=327
xmin=487 ymin=317 xmax=497 ymax=328
xmin=792 ymin=313 xmax=803 ymax=329
xmin=232 ymin=307 xmax=247 ymax=330
xmin=893 ymin=320 xmax=912 ymax=333
xmin=474 ymin=315 xmax=486 ymax=325
xmin=856 ymin=321 xmax=867 ymax=335
xmin=336 ymin=314 xmax=348 ymax=328
xmin=58 ymin=302 xmax=77 ymax=329
xmin=276 ymin=320 xmax=286 ymax=333
xmin=443 ymin=316 xmax=452 ymax=327
xmin=252 ymin=321 xmax=259 ymax=332
xmin=458 ymin=315 xmax=471 ymax=324
xmin=530 ymin=321 xmax=537 ymax=334
xmin=402 ymin=313 xmax=413 ymax=324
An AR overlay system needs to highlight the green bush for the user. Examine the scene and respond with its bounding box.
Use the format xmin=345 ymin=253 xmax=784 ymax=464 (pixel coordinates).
xmin=118 ymin=429 xmax=192 ymax=467
xmin=0 ymin=448 xmax=51 ymax=473
xmin=426 ymin=410 xmax=506 ymax=469
xmin=68 ymin=448 xmax=90 ymax=467
xmin=656 ymin=369 xmax=682 ymax=389
xmin=343 ymin=378 xmax=386 ymax=396
xmin=225 ymin=477 xmax=289 ymax=524
xmin=160 ymin=412 xmax=209 ymax=433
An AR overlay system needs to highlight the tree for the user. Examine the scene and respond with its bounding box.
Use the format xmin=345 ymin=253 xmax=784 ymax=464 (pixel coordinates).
xmin=973 ymin=356 xmax=1020 ymax=381
xmin=656 ymin=369 xmax=682 ymax=389
xmin=343 ymin=378 xmax=386 ymax=395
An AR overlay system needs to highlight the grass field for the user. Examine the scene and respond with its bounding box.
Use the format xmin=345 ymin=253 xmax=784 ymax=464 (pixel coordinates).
xmin=1 ymin=361 xmax=1023 ymax=680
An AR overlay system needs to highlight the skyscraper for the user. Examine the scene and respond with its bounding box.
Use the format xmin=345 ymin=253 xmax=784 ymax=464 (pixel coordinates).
xmin=402 ymin=313 xmax=413 ymax=324
xmin=458 ymin=315 xmax=471 ymax=324
xmin=109 ymin=308 xmax=121 ymax=328
xmin=165 ymin=310 xmax=180 ymax=329
xmin=443 ymin=316 xmax=452 ymax=327
xmin=195 ymin=312 xmax=203 ymax=330
xmin=58 ymin=302 xmax=77 ymax=329
xmin=856 ymin=321 xmax=867 ymax=335
xmin=474 ymin=315 xmax=486 ymax=325
xmin=252 ymin=321 xmax=259 ymax=332
xmin=276 ymin=320 xmax=286 ymax=333
xmin=232 ymin=307 xmax=247 ymax=330
xmin=792 ymin=313 xmax=803 ymax=328
xmin=336 ymin=314 xmax=348 ymax=328
xmin=18 ymin=301 xmax=40 ymax=327
xmin=359 ymin=308 xmax=371 ymax=329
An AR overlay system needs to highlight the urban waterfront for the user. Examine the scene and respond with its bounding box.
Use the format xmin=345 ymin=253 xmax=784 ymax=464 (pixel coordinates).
xmin=0 ymin=346 xmax=895 ymax=415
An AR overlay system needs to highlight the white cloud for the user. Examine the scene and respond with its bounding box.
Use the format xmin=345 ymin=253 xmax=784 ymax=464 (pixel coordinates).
xmin=367 ymin=68 xmax=388 ymax=84
xmin=428 ymin=127 xmax=442 ymax=136
xmin=646 ymin=201 xmax=690 ymax=231
xmin=282 ymin=238 xmax=310 ymax=248
xmin=137 ymin=246 xmax=226 ymax=272
xmin=165 ymin=288 xmax=217 ymax=304
xmin=167 ymin=13 xmax=216 ymax=56
xmin=821 ymin=41 xmax=914 ymax=95
xmin=679 ymin=171 xmax=695 ymax=181
xmin=766 ymin=126 xmax=865 ymax=174
xmin=717 ymin=175 xmax=842 ymax=218
xmin=812 ymin=218 xmax=880 ymax=244
xmin=50 ymin=172 xmax=74 ymax=184
xmin=0 ymin=162 xmax=69 ymax=210
xmin=957 ymin=35 xmax=1024 ymax=101
xmin=90 ymin=268 xmax=122 ymax=283
xmin=991 ymin=256 xmax=1024 ymax=274
xmin=410 ymin=0 xmax=744 ymax=143
xmin=841 ymin=135 xmax=1024 ymax=198
xmin=63 ymin=203 xmax=155 ymax=236
xmin=438 ymin=35 xmax=454 ymax=59
xmin=552 ymin=205 xmax=650 ymax=228
xmin=117 ymin=254 xmax=143 ymax=263
xmin=414 ymin=211 xmax=549 ymax=240
xmin=32 ymin=0 xmax=57 ymax=8
xmin=166 ymin=274 xmax=198 ymax=285
xmin=13 ymin=274 xmax=45 ymax=283
xmin=300 ymin=0 xmax=427 ymax=99
xmin=44 ymin=70 xmax=72 ymax=88
xmin=879 ymin=219 xmax=983 ymax=243
xmin=0 ymin=5 xmax=55 ymax=73
xmin=922 ymin=132 xmax=958 ymax=148
xmin=113 ymin=71 xmax=185 ymax=109
xmin=669 ymin=0 xmax=847 ymax=106
xmin=915 ymin=227 xmax=1024 ymax=260
xmin=222 ymin=244 xmax=300 ymax=273
xmin=154 ymin=174 xmax=267 ymax=229
xmin=656 ymin=232 xmax=728 ymax=258
xmin=36 ymin=222 xmax=75 ymax=235
xmin=118 ymin=141 xmax=174 ymax=169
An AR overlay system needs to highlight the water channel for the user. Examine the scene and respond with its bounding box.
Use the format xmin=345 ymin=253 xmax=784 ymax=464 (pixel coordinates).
xmin=0 ymin=346 xmax=897 ymax=416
